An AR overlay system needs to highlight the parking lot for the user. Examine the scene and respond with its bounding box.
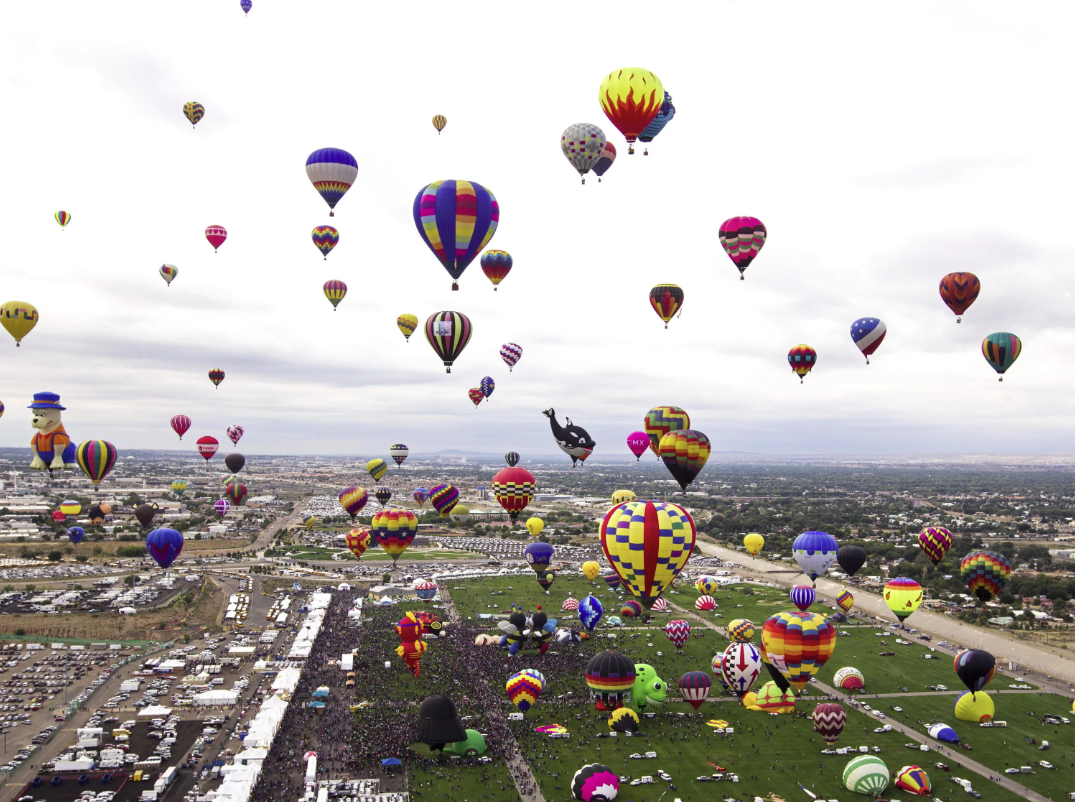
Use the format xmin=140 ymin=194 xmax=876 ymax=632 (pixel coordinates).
xmin=11 ymin=772 xmax=140 ymax=802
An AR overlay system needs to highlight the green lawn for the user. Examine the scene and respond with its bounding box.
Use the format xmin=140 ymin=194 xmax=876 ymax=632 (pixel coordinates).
xmin=408 ymin=760 xmax=521 ymax=802
xmin=878 ymin=693 xmax=1075 ymax=800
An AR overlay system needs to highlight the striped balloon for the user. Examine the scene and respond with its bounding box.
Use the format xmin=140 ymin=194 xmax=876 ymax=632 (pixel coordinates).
xmin=695 ymin=595 xmax=715 ymax=611
xmin=412 ymin=180 xmax=499 ymax=288
xmin=306 ymin=148 xmax=358 ymax=216
xmin=562 ymin=597 xmax=580 ymax=612
xmin=812 ymin=702 xmax=846 ymax=744
xmin=431 ymin=114 xmax=447 ymax=133
xmin=637 ymin=92 xmax=675 ymax=154
xmin=214 ymin=498 xmax=231 ymax=517
xmin=678 ymin=670 xmax=711 ymax=710
xmin=430 ymin=484 xmax=459 ymax=516
xmin=664 ymin=619 xmax=690 ymax=648
xmin=54 ymin=211 xmax=71 ymax=228
xmin=338 ymin=486 xmax=368 ymax=520
xmin=719 ymin=216 xmax=767 ymax=279
xmin=761 ymin=611 xmax=836 ymax=691
xmin=644 ymin=406 xmax=690 ymax=457
xmin=842 ymin=755 xmax=889 ymax=796
xmin=76 ymin=440 xmax=117 ymax=489
xmin=170 ymin=415 xmax=191 ymax=441
xmin=500 ymin=342 xmax=523 ymax=371
xmin=312 ymin=226 xmax=340 ymax=259
xmin=982 ymin=332 xmax=1021 ymax=380
xmin=602 ymin=572 xmax=621 ymax=591
xmin=833 ymin=667 xmax=864 ymax=690
xmin=659 ymin=430 xmax=710 ymax=491
xmin=790 ymin=585 xmax=816 ymax=612
xmin=424 ymin=311 xmax=472 ymax=373
xmin=650 ymin=597 xmax=668 ymax=612
xmin=491 ymin=467 xmax=535 ymax=523
xmin=183 ymin=101 xmax=204 ymax=127
xmin=323 ymin=280 xmax=347 ymax=310
xmin=895 ymin=765 xmax=931 ymax=796
xmin=480 ymin=250 xmax=512 ymax=290
xmin=504 ymin=451 xmax=520 ymax=467
xmin=850 ymin=317 xmax=887 ymax=363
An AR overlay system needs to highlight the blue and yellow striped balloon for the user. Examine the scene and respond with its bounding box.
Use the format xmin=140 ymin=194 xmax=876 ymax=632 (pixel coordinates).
xmin=367 ymin=458 xmax=388 ymax=482
xmin=600 ymin=500 xmax=696 ymax=608
xmin=76 ymin=440 xmax=117 ymax=489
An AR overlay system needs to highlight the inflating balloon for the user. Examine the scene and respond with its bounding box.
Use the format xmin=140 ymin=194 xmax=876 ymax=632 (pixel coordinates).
xmin=506 ymin=671 xmax=543 ymax=713
xmin=954 ymin=690 xmax=994 ymax=723
xmin=307 ymin=148 xmax=358 ymax=217
xmin=695 ymin=595 xmax=715 ymax=611
xmin=843 ymin=755 xmax=889 ymax=797
xmin=895 ymin=765 xmax=931 ymax=796
xmin=571 ymin=763 xmax=619 ymax=802
xmin=833 ymin=667 xmax=864 ymax=690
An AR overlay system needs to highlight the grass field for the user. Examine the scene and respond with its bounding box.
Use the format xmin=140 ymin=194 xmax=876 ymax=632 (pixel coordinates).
xmin=407 ymin=760 xmax=519 ymax=802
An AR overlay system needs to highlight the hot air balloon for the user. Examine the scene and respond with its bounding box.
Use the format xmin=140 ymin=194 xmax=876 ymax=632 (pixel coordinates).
xmin=585 ymin=651 xmax=636 ymax=710
xmin=412 ymin=487 xmax=429 ymax=507
xmin=579 ymin=595 xmax=603 ymax=631
xmin=954 ymin=649 xmax=996 ymax=695
xmin=397 ymin=314 xmax=418 ymax=342
xmin=303 ymin=515 xmax=318 ymax=529
xmin=467 ymin=388 xmax=484 ymax=408
xmin=226 ymin=425 xmax=244 ymax=446
xmin=505 ymin=451 xmax=521 ymax=467
xmin=492 ymin=467 xmax=536 ymax=524
xmin=601 ymin=499 xmax=695 ymax=608
xmin=788 ymin=344 xmax=817 ymax=383
xmin=836 ymin=544 xmax=866 ymax=576
xmin=196 ymin=436 xmax=219 ymax=463
xmin=240 ymin=0 xmax=251 ymax=14
xmin=312 ymin=226 xmax=339 ymax=260
xmin=75 ymin=440 xmax=116 ymax=490
xmin=582 ymin=561 xmax=600 ymax=581
xmin=169 ymin=415 xmax=191 ymax=441
xmin=55 ymin=211 xmax=71 ymax=229
xmin=625 ymin=431 xmax=648 ymax=460
xmin=146 ymin=527 xmax=184 ymax=569
xmin=561 ymin=123 xmax=607 ymax=184
xmin=373 ymin=509 xmax=417 ymax=565
xmin=397 ymin=612 xmax=428 ymax=676
xmin=603 ymin=572 xmax=621 ymax=591
xmin=954 ymin=690 xmax=994 ymax=723
xmin=416 ymin=694 xmax=466 ymax=750
xmin=205 ymin=225 xmax=226 ymax=252
xmin=430 ymin=484 xmax=458 ymax=516
xmin=344 ymin=529 xmax=371 ymax=560
xmin=611 ymin=490 xmax=636 ymax=505
xmin=695 ymin=595 xmax=715 ymax=611
xmin=183 ymin=102 xmax=204 ymax=127
xmin=793 ymin=531 xmax=838 ymax=584
xmin=928 ymin=723 xmax=959 ymax=744
xmin=432 ymin=114 xmax=447 ymax=134
xmin=524 ymin=542 xmax=554 ymax=573
xmin=643 ymin=406 xmax=690 ymax=457
xmin=571 ymin=763 xmax=619 ymax=802
xmin=526 ymin=517 xmax=544 ymax=538
xmin=160 ymin=264 xmax=178 ymax=286
xmin=536 ymin=571 xmax=555 ymax=591
xmin=208 ymin=369 xmax=225 ymax=388
xmin=171 ymin=479 xmax=187 ymax=496
xmin=425 ymin=311 xmax=472 ymax=372
xmin=620 ymin=600 xmax=642 ymax=619
xmin=387 ymin=444 xmax=408 ymax=466
xmin=939 ymin=272 xmax=980 ymax=322
xmin=659 ymin=430 xmax=710 ymax=490
xmin=678 ymin=670 xmax=710 ymax=710
xmin=475 ymin=250 xmax=514 ymax=293
xmin=664 ymin=619 xmax=690 ymax=649
xmin=478 ymin=377 xmax=495 ymax=402
xmin=598 ymin=67 xmax=664 ymax=154
xmin=374 ymin=486 xmax=392 ymax=507
xmin=214 ymin=499 xmax=231 ymax=518
xmin=727 ymin=618 xmax=755 ymax=642
xmin=134 ymin=504 xmax=156 ymax=528
xmin=500 ymin=342 xmax=523 ymax=371
xmin=637 ymin=91 xmax=674 ymax=155
xmin=836 ymin=590 xmax=854 ymax=612
xmin=721 ymin=642 xmax=762 ymax=697
xmin=0 ymin=301 xmax=38 ymax=346
xmin=367 ymin=459 xmax=388 ymax=482
xmin=843 ymin=755 xmax=889 ymax=797
xmin=790 ymin=585 xmax=816 ymax=612
xmin=225 ymin=482 xmax=248 ymax=506
xmin=833 ymin=667 xmax=864 ymax=690
xmin=743 ymin=533 xmax=765 ymax=556
xmin=506 ymin=671 xmax=543 ymax=713
xmin=306 ymin=148 xmax=358 ymax=217
xmin=719 ymin=216 xmax=767 ymax=279
xmin=919 ymin=527 xmax=953 ymax=567
xmin=960 ymin=550 xmax=1011 ymax=602
xmin=649 ymin=284 xmax=683 ymax=328
xmin=883 ymin=577 xmax=923 ymax=622
xmin=449 ymin=504 xmax=469 ymax=523
xmin=813 ymin=702 xmax=846 ymax=744
xmin=67 ymin=526 xmax=84 ymax=544
xmin=607 ymin=707 xmax=638 ymax=733
xmin=850 ymin=318 xmax=887 ymax=364
xmin=543 ymin=408 xmax=596 ymax=466
xmin=695 ymin=576 xmax=717 ymax=594
xmin=323 ymin=280 xmax=347 ymax=310
xmin=982 ymin=332 xmax=1021 ymax=380
xmin=224 ymin=453 xmax=245 ymax=474
xmin=895 ymin=765 xmax=931 ymax=796
xmin=413 ymin=180 xmax=499 ymax=290
xmin=755 ymin=681 xmax=796 ymax=713
xmin=592 ymin=142 xmax=616 ymax=181
xmin=761 ymin=611 xmax=836 ymax=691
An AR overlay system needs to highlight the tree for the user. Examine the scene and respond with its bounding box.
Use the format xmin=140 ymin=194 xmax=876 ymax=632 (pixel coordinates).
xmin=47 ymin=551 xmax=62 ymax=562
xmin=75 ymin=555 xmax=88 ymax=564
xmin=124 ymin=575 xmax=137 ymax=588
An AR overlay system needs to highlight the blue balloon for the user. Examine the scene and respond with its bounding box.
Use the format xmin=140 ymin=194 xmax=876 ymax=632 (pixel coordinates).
xmin=67 ymin=526 xmax=85 ymax=545
xmin=240 ymin=0 xmax=252 ymax=13
xmin=638 ymin=92 xmax=676 ymax=145
xmin=524 ymin=542 xmax=554 ymax=572
xmin=928 ymin=723 xmax=960 ymax=744
xmin=145 ymin=527 xmax=185 ymax=570
xmin=792 ymin=530 xmax=839 ymax=582
xmin=579 ymin=594 xmax=603 ymax=632
xmin=790 ymin=585 xmax=816 ymax=610
xmin=480 ymin=376 xmax=495 ymax=400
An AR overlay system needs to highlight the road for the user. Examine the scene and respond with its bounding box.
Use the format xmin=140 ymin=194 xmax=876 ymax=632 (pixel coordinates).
xmin=664 ymin=597 xmax=1053 ymax=802
xmin=694 ymin=539 xmax=1075 ymax=684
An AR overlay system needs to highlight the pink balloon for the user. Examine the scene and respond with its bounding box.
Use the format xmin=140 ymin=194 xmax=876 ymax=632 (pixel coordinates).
xmin=627 ymin=431 xmax=650 ymax=460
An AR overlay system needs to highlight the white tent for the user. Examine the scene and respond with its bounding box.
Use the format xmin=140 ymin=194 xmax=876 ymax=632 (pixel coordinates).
xmin=138 ymin=705 xmax=173 ymax=717
xmin=194 ymin=689 xmax=239 ymax=706
xmin=271 ymin=667 xmax=301 ymax=693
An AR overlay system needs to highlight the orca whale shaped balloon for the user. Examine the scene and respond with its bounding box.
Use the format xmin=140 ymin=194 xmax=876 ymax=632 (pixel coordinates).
xmin=542 ymin=408 xmax=595 ymax=467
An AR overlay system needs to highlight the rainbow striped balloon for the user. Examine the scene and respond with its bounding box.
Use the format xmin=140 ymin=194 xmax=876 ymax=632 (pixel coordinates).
xmin=373 ymin=509 xmax=417 ymax=565
xmin=76 ymin=440 xmax=117 ymax=489
xmin=413 ymin=180 xmax=499 ymax=289
xmin=761 ymin=611 xmax=836 ymax=691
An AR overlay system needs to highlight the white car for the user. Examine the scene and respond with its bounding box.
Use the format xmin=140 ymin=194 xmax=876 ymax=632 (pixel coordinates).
xmin=1039 ymin=761 xmax=1053 ymax=769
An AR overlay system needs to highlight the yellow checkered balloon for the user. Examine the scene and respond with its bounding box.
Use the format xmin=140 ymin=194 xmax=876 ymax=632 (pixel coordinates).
xmin=600 ymin=500 xmax=696 ymax=608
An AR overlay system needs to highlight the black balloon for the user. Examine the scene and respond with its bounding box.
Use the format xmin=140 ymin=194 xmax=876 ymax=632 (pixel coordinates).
xmin=532 ymin=611 xmax=548 ymax=631
xmin=416 ymin=694 xmax=466 ymax=751
xmin=542 ymin=408 xmax=596 ymax=467
xmin=134 ymin=504 xmax=156 ymax=529
xmin=837 ymin=545 xmax=867 ymax=577
xmin=764 ymin=660 xmax=791 ymax=693
xmin=225 ymin=453 xmax=245 ymax=474
xmin=87 ymin=505 xmax=105 ymax=524
xmin=955 ymin=649 xmax=996 ymax=695
xmin=509 ymin=612 xmax=527 ymax=631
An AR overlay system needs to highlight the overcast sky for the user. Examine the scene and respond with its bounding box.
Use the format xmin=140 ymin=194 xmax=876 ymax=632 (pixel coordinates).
xmin=1 ymin=1 xmax=1073 ymax=461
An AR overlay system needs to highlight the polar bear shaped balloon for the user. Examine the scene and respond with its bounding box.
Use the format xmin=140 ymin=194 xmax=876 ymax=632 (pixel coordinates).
xmin=29 ymin=392 xmax=77 ymax=472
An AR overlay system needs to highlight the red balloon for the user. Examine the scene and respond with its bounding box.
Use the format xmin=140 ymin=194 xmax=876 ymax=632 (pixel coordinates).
xmin=170 ymin=415 xmax=191 ymax=440
xmin=196 ymin=436 xmax=219 ymax=461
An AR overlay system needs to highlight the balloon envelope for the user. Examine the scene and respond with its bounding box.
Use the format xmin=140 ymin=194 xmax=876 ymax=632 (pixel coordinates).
xmin=600 ymin=500 xmax=695 ymax=608
xmin=883 ymin=577 xmax=923 ymax=621
xmin=793 ymin=531 xmax=838 ymax=582
xmin=837 ymin=545 xmax=866 ymax=576
xmin=225 ymin=453 xmax=245 ymax=474
xmin=145 ymin=528 xmax=184 ymax=569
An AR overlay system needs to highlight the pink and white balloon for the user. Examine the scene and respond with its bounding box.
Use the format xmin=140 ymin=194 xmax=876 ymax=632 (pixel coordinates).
xmin=214 ymin=499 xmax=231 ymax=518
xmin=626 ymin=431 xmax=650 ymax=460
xmin=227 ymin=425 xmax=244 ymax=445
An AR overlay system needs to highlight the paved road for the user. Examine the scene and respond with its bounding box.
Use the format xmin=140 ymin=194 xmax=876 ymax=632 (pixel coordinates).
xmin=665 ymin=596 xmax=1053 ymax=802
xmin=694 ymin=539 xmax=1075 ymax=683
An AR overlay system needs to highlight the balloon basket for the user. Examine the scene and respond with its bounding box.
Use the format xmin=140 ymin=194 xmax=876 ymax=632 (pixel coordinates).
xmin=740 ymin=275 xmax=744 ymax=280
xmin=329 ymin=211 xmax=334 ymax=217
